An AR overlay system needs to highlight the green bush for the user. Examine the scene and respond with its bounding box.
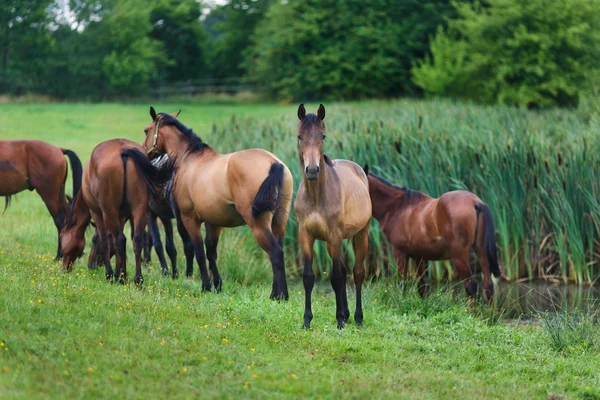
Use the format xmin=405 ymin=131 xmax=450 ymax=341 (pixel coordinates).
xmin=412 ymin=0 xmax=600 ymax=107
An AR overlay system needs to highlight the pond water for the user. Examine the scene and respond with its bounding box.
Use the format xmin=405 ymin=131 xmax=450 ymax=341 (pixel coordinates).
xmin=496 ymin=281 xmax=599 ymax=321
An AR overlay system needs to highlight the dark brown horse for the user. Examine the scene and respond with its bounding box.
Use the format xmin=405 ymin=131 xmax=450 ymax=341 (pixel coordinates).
xmin=364 ymin=167 xmax=501 ymax=299
xmin=141 ymin=107 xmax=293 ymax=299
xmin=61 ymin=139 xmax=172 ymax=284
xmin=294 ymin=105 xmax=372 ymax=329
xmin=87 ymin=155 xmax=192 ymax=280
xmin=0 ymin=140 xmax=82 ymax=260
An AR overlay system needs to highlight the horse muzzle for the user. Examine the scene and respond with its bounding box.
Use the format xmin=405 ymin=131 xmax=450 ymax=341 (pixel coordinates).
xmin=305 ymin=165 xmax=320 ymax=180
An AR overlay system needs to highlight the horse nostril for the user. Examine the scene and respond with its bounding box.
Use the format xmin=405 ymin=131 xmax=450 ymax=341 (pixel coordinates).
xmin=315 ymin=166 xmax=320 ymax=173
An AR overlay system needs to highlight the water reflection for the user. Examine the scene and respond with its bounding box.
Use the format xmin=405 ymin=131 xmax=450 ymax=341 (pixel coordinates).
xmin=496 ymin=281 xmax=599 ymax=320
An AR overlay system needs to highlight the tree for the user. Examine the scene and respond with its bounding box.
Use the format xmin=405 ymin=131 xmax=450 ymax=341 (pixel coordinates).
xmin=412 ymin=0 xmax=600 ymax=107
xmin=204 ymin=0 xmax=273 ymax=79
xmin=0 ymin=0 xmax=53 ymax=94
xmin=150 ymin=0 xmax=208 ymax=82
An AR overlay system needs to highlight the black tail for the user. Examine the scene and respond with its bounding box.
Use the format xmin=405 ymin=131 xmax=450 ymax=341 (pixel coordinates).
xmin=61 ymin=149 xmax=83 ymax=199
xmin=475 ymin=203 xmax=501 ymax=278
xmin=3 ymin=195 xmax=12 ymax=213
xmin=252 ymin=163 xmax=285 ymax=219
xmin=120 ymin=148 xmax=175 ymax=201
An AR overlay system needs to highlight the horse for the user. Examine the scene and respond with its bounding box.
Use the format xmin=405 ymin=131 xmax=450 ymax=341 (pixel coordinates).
xmin=0 ymin=140 xmax=82 ymax=260
xmin=364 ymin=166 xmax=501 ymax=299
xmin=60 ymin=139 xmax=173 ymax=284
xmin=141 ymin=107 xmax=293 ymax=299
xmin=294 ymin=104 xmax=371 ymax=329
xmin=87 ymin=155 xmax=193 ymax=280
xmin=144 ymin=155 xmax=194 ymax=279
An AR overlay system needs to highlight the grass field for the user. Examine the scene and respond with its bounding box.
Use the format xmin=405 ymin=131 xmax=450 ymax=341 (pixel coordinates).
xmin=1 ymin=101 xmax=600 ymax=399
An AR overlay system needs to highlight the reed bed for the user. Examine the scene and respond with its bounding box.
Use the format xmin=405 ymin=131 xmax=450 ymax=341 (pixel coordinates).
xmin=213 ymin=99 xmax=600 ymax=284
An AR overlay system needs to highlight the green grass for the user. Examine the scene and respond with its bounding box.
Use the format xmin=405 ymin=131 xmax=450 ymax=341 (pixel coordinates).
xmin=1 ymin=100 xmax=600 ymax=398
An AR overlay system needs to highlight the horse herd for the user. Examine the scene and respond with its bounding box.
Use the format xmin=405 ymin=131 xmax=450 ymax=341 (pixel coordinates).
xmin=0 ymin=104 xmax=500 ymax=329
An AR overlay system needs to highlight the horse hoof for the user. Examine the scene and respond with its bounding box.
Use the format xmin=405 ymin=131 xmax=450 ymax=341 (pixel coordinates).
xmin=161 ymin=269 xmax=169 ymax=276
xmin=106 ymin=273 xmax=114 ymax=281
xmin=302 ymin=323 xmax=311 ymax=329
xmin=337 ymin=322 xmax=345 ymax=330
xmin=134 ymin=278 xmax=144 ymax=286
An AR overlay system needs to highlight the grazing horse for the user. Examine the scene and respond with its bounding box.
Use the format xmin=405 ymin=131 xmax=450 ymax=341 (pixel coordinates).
xmin=364 ymin=167 xmax=501 ymax=299
xmin=141 ymin=107 xmax=293 ymax=299
xmin=0 ymin=140 xmax=82 ymax=260
xmin=87 ymin=155 xmax=193 ymax=280
xmin=294 ymin=104 xmax=371 ymax=329
xmin=60 ymin=139 xmax=173 ymax=284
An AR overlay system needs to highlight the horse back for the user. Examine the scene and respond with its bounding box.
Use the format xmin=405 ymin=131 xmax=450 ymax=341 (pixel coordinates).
xmin=0 ymin=140 xmax=66 ymax=195
xmin=332 ymin=159 xmax=371 ymax=237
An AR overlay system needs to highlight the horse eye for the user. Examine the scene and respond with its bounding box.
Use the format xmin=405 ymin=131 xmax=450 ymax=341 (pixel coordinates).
xmin=323 ymin=135 xmax=326 ymax=140
xmin=297 ymin=136 xmax=302 ymax=141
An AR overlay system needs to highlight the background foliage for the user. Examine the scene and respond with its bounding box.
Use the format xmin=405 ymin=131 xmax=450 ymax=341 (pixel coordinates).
xmin=5 ymin=0 xmax=597 ymax=105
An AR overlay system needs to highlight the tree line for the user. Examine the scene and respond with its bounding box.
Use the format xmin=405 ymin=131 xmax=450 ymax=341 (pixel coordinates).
xmin=2 ymin=0 xmax=598 ymax=107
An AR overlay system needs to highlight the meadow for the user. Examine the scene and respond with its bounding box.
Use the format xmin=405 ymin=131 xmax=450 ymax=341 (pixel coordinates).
xmin=1 ymin=100 xmax=599 ymax=399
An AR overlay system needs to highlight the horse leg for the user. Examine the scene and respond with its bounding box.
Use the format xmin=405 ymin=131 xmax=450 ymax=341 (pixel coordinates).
xmin=105 ymin=215 xmax=127 ymax=284
xmin=162 ymin=216 xmax=178 ymax=279
xmin=326 ymin=237 xmax=346 ymax=329
xmin=148 ymin=211 xmax=168 ymax=275
xmin=451 ymin=249 xmax=477 ymax=297
xmin=174 ymin=206 xmax=194 ymax=278
xmin=328 ymin=242 xmax=349 ymax=323
xmin=247 ymin=216 xmax=288 ymax=301
xmin=142 ymin=226 xmax=152 ymax=265
xmin=476 ymin=245 xmax=494 ymax=301
xmin=300 ymin=228 xmax=315 ymax=329
xmin=205 ymin=223 xmax=223 ymax=292
xmin=352 ymin=224 xmax=369 ymax=326
xmin=131 ymin=209 xmax=147 ymax=286
xmin=180 ymin=214 xmax=211 ymax=291
xmin=91 ymin=212 xmax=114 ymax=280
xmin=392 ymin=247 xmax=409 ymax=280
xmin=271 ymin=201 xmax=291 ymax=299
xmin=37 ymin=184 xmax=67 ymax=261
xmin=414 ymin=257 xmax=429 ymax=297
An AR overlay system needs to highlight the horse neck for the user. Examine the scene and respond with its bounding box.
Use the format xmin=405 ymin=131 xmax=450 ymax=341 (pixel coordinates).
xmin=70 ymin=193 xmax=91 ymax=234
xmin=301 ymin=158 xmax=335 ymax=205
xmin=368 ymin=178 xmax=407 ymax=221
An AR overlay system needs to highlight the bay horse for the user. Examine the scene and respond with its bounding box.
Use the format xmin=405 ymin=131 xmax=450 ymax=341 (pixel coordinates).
xmin=0 ymin=140 xmax=82 ymax=260
xmin=88 ymin=155 xmax=193 ymax=280
xmin=142 ymin=107 xmax=293 ymax=299
xmin=60 ymin=139 xmax=173 ymax=284
xmin=364 ymin=167 xmax=501 ymax=299
xmin=294 ymin=104 xmax=371 ymax=329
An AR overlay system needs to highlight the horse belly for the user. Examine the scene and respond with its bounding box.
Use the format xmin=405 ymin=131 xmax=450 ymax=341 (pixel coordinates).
xmin=408 ymin=238 xmax=450 ymax=260
xmin=0 ymin=162 xmax=29 ymax=195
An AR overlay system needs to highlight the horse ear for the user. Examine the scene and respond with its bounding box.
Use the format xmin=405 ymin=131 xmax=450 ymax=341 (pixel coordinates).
xmin=172 ymin=109 xmax=181 ymax=118
xmin=150 ymin=106 xmax=157 ymax=121
xmin=317 ymin=104 xmax=325 ymax=120
xmin=363 ymin=164 xmax=369 ymax=175
xmin=298 ymin=104 xmax=306 ymax=120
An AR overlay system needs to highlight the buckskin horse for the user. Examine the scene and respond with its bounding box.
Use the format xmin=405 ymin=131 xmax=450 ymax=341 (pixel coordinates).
xmin=0 ymin=140 xmax=82 ymax=260
xmin=364 ymin=167 xmax=501 ymax=299
xmin=294 ymin=104 xmax=371 ymax=329
xmin=142 ymin=107 xmax=293 ymax=299
xmin=60 ymin=139 xmax=173 ymax=284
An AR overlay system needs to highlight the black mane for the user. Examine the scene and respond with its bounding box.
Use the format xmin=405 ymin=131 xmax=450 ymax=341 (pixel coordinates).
xmin=370 ymin=173 xmax=424 ymax=206
xmin=159 ymin=113 xmax=209 ymax=153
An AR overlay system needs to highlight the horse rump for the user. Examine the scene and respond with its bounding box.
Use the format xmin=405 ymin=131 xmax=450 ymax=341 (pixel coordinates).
xmin=252 ymin=162 xmax=284 ymax=219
